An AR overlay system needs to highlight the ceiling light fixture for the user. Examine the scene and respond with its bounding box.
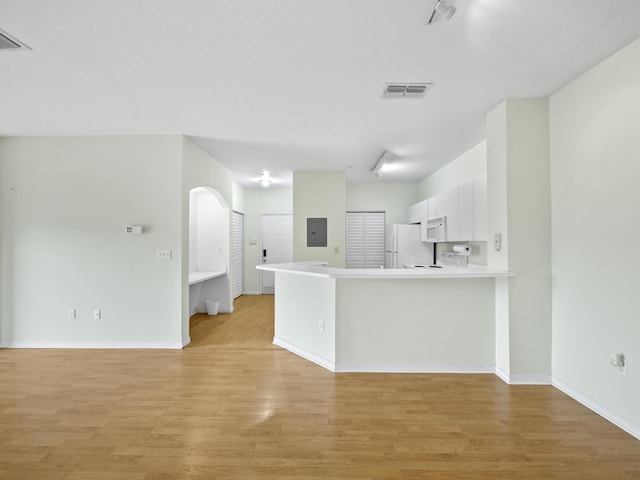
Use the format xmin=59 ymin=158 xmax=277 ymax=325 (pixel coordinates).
xmin=259 ymin=171 xmax=271 ymax=187
xmin=428 ymin=0 xmax=456 ymax=25
xmin=370 ymin=151 xmax=397 ymax=178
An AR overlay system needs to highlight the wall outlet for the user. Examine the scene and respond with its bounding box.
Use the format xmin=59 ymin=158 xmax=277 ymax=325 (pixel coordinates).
xmin=68 ymin=308 xmax=77 ymax=319
xmin=610 ymin=353 xmax=627 ymax=375
xmin=93 ymin=309 xmax=101 ymax=320
xmin=319 ymin=319 xmax=325 ymax=332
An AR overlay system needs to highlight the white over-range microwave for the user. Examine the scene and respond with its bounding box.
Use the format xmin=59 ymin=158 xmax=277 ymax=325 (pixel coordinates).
xmin=422 ymin=216 xmax=447 ymax=243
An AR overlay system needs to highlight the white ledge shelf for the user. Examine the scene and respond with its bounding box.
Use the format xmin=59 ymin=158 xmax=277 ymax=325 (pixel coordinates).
xmin=188 ymin=271 xmax=225 ymax=285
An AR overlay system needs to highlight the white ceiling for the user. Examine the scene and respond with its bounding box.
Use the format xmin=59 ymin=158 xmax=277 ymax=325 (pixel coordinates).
xmin=1 ymin=1 xmax=640 ymax=187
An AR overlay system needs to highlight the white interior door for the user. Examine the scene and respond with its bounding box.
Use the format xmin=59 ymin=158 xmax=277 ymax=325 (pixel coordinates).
xmin=261 ymin=214 xmax=293 ymax=294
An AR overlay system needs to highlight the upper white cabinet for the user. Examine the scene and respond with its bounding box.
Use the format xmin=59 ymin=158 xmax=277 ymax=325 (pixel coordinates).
xmin=406 ymin=199 xmax=428 ymax=224
xmin=458 ymin=180 xmax=474 ymax=241
xmin=429 ymin=187 xmax=459 ymax=240
xmin=405 ymin=174 xmax=488 ymax=242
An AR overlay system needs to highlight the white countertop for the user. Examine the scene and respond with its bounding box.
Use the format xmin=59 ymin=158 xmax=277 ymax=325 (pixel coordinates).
xmin=188 ymin=271 xmax=226 ymax=285
xmin=257 ymin=262 xmax=512 ymax=279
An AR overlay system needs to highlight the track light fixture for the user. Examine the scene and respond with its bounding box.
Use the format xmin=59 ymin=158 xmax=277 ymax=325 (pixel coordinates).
xmin=428 ymin=0 xmax=456 ymax=25
xmin=370 ymin=151 xmax=396 ymax=178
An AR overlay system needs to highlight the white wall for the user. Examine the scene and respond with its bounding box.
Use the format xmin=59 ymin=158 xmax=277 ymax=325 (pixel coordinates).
xmin=292 ymin=171 xmax=346 ymax=267
xmin=346 ymin=182 xmax=419 ymax=226
xmin=550 ymin=37 xmax=640 ymax=433
xmin=0 ymin=136 xmax=184 ymax=348
xmin=190 ymin=189 xmax=228 ymax=273
xmin=243 ymin=187 xmax=293 ymax=294
xmin=232 ymin=180 xmax=245 ymax=213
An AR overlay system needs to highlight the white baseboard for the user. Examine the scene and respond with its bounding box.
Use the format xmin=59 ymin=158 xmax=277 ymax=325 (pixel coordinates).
xmin=272 ymin=337 xmax=336 ymax=371
xmin=0 ymin=341 xmax=184 ymax=349
xmin=242 ymin=291 xmax=262 ymax=295
xmin=181 ymin=336 xmax=191 ymax=348
xmin=494 ymin=367 xmax=551 ymax=385
xmin=335 ymin=364 xmax=495 ymax=374
xmin=495 ymin=366 xmax=510 ymax=383
xmin=272 ymin=338 xmax=494 ymax=374
xmin=552 ymin=376 xmax=640 ymax=440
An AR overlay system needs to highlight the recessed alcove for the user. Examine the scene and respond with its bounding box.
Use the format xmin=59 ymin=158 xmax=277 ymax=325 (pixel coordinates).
xmin=188 ymin=186 xmax=231 ymax=316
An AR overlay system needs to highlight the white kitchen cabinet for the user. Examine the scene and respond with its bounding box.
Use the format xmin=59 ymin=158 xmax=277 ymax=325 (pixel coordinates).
xmin=406 ymin=200 xmax=423 ymax=224
xmin=411 ymin=174 xmax=487 ymax=243
xmin=472 ymin=174 xmax=488 ymax=241
xmin=429 ymin=186 xmax=459 ymax=241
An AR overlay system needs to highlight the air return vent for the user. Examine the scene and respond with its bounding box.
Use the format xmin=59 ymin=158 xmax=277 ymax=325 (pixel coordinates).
xmin=384 ymin=83 xmax=432 ymax=98
xmin=0 ymin=28 xmax=31 ymax=51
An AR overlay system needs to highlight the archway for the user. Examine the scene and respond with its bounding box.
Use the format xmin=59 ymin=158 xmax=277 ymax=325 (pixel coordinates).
xmin=188 ymin=186 xmax=232 ymax=321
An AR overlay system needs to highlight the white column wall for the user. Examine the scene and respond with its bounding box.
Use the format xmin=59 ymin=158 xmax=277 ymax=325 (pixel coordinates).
xmin=292 ymin=171 xmax=346 ymax=267
xmin=181 ymin=138 xmax=236 ymax=344
xmin=486 ymin=98 xmax=552 ymax=383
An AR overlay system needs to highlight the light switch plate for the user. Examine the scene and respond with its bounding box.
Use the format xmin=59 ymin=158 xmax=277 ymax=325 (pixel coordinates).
xmin=494 ymin=233 xmax=502 ymax=251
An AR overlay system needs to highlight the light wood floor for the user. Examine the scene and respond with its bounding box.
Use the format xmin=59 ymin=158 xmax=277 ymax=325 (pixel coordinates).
xmin=1 ymin=295 xmax=639 ymax=479
xmin=188 ymin=294 xmax=276 ymax=349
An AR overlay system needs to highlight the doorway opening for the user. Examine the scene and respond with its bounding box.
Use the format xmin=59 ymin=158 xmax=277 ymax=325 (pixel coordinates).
xmin=188 ymin=186 xmax=231 ymax=324
xmin=261 ymin=214 xmax=293 ymax=294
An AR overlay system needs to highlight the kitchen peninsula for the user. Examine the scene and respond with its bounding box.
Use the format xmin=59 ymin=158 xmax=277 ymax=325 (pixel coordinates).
xmin=257 ymin=262 xmax=512 ymax=373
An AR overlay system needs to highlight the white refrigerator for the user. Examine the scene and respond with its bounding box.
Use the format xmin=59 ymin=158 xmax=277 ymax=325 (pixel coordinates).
xmin=385 ymin=224 xmax=433 ymax=268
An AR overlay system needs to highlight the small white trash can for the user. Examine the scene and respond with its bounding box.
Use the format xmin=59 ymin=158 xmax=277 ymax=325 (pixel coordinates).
xmin=205 ymin=300 xmax=220 ymax=316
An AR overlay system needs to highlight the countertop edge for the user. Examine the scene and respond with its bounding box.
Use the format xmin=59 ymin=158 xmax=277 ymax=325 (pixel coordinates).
xmin=256 ymin=262 xmax=513 ymax=279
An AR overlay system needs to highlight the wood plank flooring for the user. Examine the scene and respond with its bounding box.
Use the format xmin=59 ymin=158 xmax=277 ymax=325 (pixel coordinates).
xmin=1 ymin=294 xmax=639 ymax=479
xmin=188 ymin=294 xmax=276 ymax=349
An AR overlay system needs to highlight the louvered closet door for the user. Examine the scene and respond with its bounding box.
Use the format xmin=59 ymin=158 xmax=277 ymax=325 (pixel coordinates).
xmin=346 ymin=211 xmax=385 ymax=269
xmin=364 ymin=212 xmax=385 ymax=268
xmin=232 ymin=211 xmax=244 ymax=299
xmin=346 ymin=212 xmax=366 ymax=268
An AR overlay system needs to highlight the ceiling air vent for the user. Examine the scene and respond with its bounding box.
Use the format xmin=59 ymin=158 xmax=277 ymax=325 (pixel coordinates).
xmin=0 ymin=28 xmax=31 ymax=51
xmin=384 ymin=83 xmax=432 ymax=98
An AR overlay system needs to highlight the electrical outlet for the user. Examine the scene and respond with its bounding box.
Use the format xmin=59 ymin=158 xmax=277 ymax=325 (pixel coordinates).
xmin=93 ymin=309 xmax=101 ymax=320
xmin=157 ymin=249 xmax=172 ymax=260
xmin=610 ymin=353 xmax=627 ymax=375
xmin=319 ymin=319 xmax=324 ymax=332
xmin=68 ymin=308 xmax=76 ymax=319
